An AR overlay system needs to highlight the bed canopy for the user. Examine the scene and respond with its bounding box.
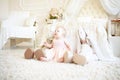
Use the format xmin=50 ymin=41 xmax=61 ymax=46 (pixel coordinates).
xmin=36 ymin=0 xmax=119 ymax=61
xmin=33 ymin=0 xmax=118 ymax=62
xmin=100 ymin=0 xmax=120 ymax=17
xmin=64 ymin=0 xmax=120 ymax=18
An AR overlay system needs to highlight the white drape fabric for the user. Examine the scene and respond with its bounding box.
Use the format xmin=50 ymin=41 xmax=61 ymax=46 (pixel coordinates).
xmin=62 ymin=0 xmax=119 ymax=61
xmin=64 ymin=0 xmax=87 ymax=18
xmin=100 ymin=0 xmax=120 ymax=17
xmin=76 ymin=18 xmax=118 ymax=61
xmin=64 ymin=0 xmax=120 ymax=17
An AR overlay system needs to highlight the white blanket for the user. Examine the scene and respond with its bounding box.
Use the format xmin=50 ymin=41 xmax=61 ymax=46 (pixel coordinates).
xmin=0 ymin=50 xmax=120 ymax=80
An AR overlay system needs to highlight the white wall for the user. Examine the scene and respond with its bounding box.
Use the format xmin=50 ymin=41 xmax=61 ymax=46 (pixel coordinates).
xmin=9 ymin=0 xmax=65 ymax=15
xmin=8 ymin=0 xmax=67 ymax=26
xmin=0 ymin=0 xmax=9 ymax=20
xmin=109 ymin=37 xmax=120 ymax=57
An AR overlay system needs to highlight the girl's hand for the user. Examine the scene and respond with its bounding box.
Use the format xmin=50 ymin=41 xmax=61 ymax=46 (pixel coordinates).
xmin=40 ymin=57 xmax=49 ymax=61
xmin=43 ymin=42 xmax=53 ymax=49
xmin=43 ymin=42 xmax=48 ymax=47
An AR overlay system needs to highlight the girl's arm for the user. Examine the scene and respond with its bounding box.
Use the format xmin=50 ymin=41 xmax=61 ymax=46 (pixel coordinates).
xmin=64 ymin=40 xmax=71 ymax=51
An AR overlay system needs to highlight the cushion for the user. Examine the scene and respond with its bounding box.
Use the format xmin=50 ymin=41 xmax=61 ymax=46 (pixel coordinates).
xmin=25 ymin=16 xmax=36 ymax=26
xmin=8 ymin=11 xmax=30 ymax=26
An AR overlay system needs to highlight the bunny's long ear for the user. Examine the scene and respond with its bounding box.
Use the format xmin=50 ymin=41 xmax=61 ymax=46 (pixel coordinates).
xmin=76 ymin=30 xmax=81 ymax=54
xmin=77 ymin=26 xmax=88 ymax=54
xmin=78 ymin=26 xmax=86 ymax=41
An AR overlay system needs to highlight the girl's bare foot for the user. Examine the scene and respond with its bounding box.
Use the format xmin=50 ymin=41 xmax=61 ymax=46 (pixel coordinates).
xmin=34 ymin=49 xmax=44 ymax=60
xmin=24 ymin=48 xmax=34 ymax=59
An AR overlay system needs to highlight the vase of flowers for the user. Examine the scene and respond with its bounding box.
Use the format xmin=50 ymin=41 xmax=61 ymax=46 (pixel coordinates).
xmin=46 ymin=8 xmax=63 ymax=24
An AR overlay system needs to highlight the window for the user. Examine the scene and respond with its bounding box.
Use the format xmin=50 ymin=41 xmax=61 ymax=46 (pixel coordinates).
xmin=111 ymin=19 xmax=120 ymax=36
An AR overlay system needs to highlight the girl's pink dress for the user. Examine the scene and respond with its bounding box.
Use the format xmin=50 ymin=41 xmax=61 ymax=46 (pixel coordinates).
xmin=42 ymin=38 xmax=69 ymax=60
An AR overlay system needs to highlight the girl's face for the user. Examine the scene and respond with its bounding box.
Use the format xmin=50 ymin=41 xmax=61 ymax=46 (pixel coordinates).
xmin=54 ymin=27 xmax=65 ymax=38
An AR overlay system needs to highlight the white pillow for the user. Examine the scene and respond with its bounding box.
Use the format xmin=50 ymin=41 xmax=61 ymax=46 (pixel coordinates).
xmin=8 ymin=11 xmax=29 ymax=26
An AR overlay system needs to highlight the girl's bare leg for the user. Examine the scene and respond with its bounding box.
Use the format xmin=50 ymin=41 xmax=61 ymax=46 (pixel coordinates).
xmin=72 ymin=53 xmax=86 ymax=65
xmin=24 ymin=48 xmax=34 ymax=59
xmin=34 ymin=49 xmax=44 ymax=60
xmin=64 ymin=51 xmax=73 ymax=63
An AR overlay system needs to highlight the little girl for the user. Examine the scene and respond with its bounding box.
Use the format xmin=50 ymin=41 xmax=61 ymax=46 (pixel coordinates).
xmin=24 ymin=26 xmax=71 ymax=62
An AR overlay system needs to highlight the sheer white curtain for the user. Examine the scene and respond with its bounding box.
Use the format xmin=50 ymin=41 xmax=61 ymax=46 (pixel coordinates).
xmin=64 ymin=0 xmax=87 ymax=18
xmin=100 ymin=0 xmax=120 ymax=17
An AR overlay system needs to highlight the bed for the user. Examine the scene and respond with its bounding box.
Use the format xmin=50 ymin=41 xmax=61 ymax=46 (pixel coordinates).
xmin=0 ymin=18 xmax=120 ymax=80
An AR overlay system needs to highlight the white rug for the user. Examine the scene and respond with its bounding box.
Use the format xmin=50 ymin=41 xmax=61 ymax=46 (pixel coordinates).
xmin=0 ymin=49 xmax=120 ymax=80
